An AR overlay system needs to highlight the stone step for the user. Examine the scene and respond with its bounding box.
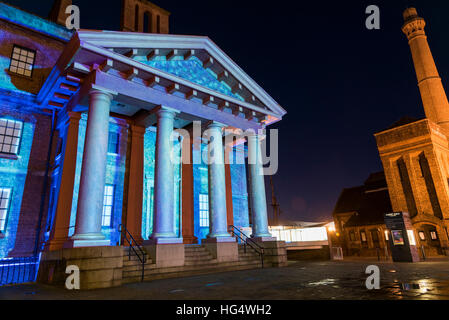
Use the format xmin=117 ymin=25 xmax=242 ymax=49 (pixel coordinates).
xmin=123 ymin=264 xmax=157 ymax=272
xmin=184 ymin=254 xmax=213 ymax=261
xmin=122 ymin=261 xmax=263 ymax=284
xmin=123 ymin=259 xmax=154 ymax=267
xmin=184 ymin=251 xmax=211 ymax=257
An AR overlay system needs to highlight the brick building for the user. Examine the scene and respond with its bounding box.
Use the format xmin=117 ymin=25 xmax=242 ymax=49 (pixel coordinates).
xmin=0 ymin=0 xmax=287 ymax=289
xmin=333 ymin=8 xmax=449 ymax=259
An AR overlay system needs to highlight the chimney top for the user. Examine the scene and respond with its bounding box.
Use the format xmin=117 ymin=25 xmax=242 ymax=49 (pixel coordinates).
xmin=403 ymin=7 xmax=419 ymax=22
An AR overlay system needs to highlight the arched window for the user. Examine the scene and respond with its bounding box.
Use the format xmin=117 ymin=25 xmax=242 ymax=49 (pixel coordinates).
xmin=143 ymin=11 xmax=152 ymax=33
xmin=134 ymin=5 xmax=139 ymax=31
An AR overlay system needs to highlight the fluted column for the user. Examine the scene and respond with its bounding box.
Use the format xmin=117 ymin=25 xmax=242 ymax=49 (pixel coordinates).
xmin=70 ymin=88 xmax=113 ymax=245
xmin=247 ymin=133 xmax=273 ymax=239
xmin=206 ymin=122 xmax=232 ymax=239
xmin=150 ymin=106 xmax=182 ymax=243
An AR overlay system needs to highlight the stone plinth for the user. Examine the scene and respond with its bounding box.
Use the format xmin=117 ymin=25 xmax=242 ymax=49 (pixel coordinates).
xmin=37 ymin=246 xmax=124 ymax=290
xmin=255 ymin=240 xmax=288 ymax=267
xmin=144 ymin=243 xmax=185 ymax=268
xmin=202 ymin=238 xmax=238 ymax=263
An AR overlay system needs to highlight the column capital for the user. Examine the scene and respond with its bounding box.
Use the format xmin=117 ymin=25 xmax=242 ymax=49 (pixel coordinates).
xmin=206 ymin=121 xmax=226 ymax=130
xmin=154 ymin=105 xmax=180 ymax=119
xmin=89 ymin=84 xmax=117 ymax=99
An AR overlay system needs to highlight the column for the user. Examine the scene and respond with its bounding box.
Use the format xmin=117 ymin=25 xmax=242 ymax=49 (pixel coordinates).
xmin=46 ymin=112 xmax=81 ymax=251
xmin=124 ymin=125 xmax=145 ymax=244
xmin=247 ymin=133 xmax=273 ymax=240
xmin=150 ymin=106 xmax=181 ymax=243
xmin=206 ymin=122 xmax=232 ymax=240
xmin=69 ymin=88 xmax=113 ymax=247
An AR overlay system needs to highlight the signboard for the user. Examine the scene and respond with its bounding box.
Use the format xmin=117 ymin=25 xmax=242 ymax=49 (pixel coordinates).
xmin=384 ymin=212 xmax=419 ymax=262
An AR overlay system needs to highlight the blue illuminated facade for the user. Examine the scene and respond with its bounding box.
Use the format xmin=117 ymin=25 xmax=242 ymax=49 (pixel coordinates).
xmin=0 ymin=0 xmax=284 ymax=265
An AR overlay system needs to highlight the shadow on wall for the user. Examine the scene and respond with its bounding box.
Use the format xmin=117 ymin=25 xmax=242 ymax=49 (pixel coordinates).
xmin=7 ymin=67 xmax=52 ymax=95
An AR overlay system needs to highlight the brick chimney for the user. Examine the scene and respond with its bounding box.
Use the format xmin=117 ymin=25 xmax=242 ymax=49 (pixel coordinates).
xmin=49 ymin=0 xmax=72 ymax=26
xmin=402 ymin=8 xmax=449 ymax=135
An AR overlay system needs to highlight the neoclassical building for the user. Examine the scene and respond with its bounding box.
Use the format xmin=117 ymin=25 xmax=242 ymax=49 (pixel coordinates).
xmin=0 ymin=0 xmax=287 ymax=288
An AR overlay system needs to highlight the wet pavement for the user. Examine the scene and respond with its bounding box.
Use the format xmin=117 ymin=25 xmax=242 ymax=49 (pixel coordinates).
xmin=2 ymin=259 xmax=449 ymax=300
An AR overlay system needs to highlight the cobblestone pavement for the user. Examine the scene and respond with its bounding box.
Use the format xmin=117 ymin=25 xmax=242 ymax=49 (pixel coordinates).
xmin=2 ymin=259 xmax=449 ymax=300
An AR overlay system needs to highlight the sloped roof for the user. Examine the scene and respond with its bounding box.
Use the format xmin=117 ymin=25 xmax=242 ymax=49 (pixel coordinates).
xmin=333 ymin=171 xmax=392 ymax=227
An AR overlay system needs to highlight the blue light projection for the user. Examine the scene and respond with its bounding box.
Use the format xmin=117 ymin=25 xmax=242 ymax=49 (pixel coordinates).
xmin=68 ymin=114 xmax=128 ymax=245
xmin=0 ymin=107 xmax=34 ymax=258
xmin=0 ymin=3 xmax=73 ymax=41
xmin=141 ymin=129 xmax=182 ymax=240
xmin=134 ymin=56 xmax=244 ymax=101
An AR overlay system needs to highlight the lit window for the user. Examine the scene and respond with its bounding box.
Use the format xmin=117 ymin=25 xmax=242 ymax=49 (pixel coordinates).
xmin=384 ymin=230 xmax=389 ymax=241
xmin=360 ymin=231 xmax=367 ymax=242
xmin=108 ymin=132 xmax=119 ymax=154
xmin=418 ymin=231 xmax=426 ymax=241
xmin=430 ymin=231 xmax=438 ymax=240
xmin=407 ymin=230 xmax=417 ymax=246
xmin=9 ymin=45 xmax=36 ymax=78
xmin=0 ymin=118 xmax=23 ymax=155
xmin=199 ymin=194 xmax=209 ymax=227
xmin=0 ymin=188 xmax=12 ymax=232
xmin=102 ymin=185 xmax=115 ymax=227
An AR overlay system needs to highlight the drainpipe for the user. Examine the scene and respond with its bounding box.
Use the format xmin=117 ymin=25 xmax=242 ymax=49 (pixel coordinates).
xmin=33 ymin=109 xmax=56 ymax=256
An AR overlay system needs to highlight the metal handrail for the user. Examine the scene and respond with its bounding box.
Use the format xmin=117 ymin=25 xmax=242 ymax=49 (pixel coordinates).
xmin=0 ymin=256 xmax=39 ymax=286
xmin=229 ymin=225 xmax=265 ymax=268
xmin=119 ymin=224 xmax=147 ymax=282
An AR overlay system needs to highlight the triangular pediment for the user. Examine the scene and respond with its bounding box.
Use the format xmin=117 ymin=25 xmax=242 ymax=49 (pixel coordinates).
xmin=76 ymin=31 xmax=286 ymax=119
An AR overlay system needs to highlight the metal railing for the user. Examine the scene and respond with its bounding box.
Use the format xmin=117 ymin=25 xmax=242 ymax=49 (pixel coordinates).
xmin=119 ymin=224 xmax=147 ymax=282
xmin=229 ymin=225 xmax=265 ymax=268
xmin=0 ymin=256 xmax=39 ymax=287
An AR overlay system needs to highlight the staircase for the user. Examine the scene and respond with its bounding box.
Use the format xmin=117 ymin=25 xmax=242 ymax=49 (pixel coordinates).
xmin=121 ymin=244 xmax=264 ymax=284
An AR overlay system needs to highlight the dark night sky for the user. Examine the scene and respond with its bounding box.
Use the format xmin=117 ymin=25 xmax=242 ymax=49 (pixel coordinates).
xmin=4 ymin=0 xmax=449 ymax=222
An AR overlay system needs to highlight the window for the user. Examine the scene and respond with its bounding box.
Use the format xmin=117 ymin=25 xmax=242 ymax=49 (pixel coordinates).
xmin=199 ymin=194 xmax=209 ymax=227
xmin=9 ymin=45 xmax=36 ymax=77
xmin=418 ymin=231 xmax=426 ymax=241
xmin=108 ymin=132 xmax=119 ymax=154
xmin=384 ymin=230 xmax=389 ymax=241
xmin=0 ymin=119 xmax=23 ymax=155
xmin=430 ymin=231 xmax=438 ymax=240
xmin=360 ymin=231 xmax=367 ymax=243
xmin=102 ymin=185 xmax=115 ymax=227
xmin=349 ymin=231 xmax=356 ymax=241
xmin=0 ymin=188 xmax=11 ymax=232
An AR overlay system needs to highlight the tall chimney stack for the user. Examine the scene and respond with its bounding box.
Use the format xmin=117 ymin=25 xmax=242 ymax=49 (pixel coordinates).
xmin=49 ymin=0 xmax=72 ymax=26
xmin=402 ymin=8 xmax=449 ymax=135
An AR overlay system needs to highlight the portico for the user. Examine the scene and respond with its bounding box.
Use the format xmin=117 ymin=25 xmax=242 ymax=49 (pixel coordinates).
xmin=36 ymin=30 xmax=287 ymax=288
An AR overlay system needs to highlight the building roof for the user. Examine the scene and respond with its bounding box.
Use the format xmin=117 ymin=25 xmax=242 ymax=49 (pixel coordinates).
xmin=333 ymin=171 xmax=392 ymax=227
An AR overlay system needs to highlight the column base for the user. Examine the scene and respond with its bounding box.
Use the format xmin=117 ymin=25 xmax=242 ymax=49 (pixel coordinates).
xmin=64 ymin=239 xmax=110 ymax=249
xmin=144 ymin=237 xmax=183 ymax=245
xmin=143 ymin=243 xmax=185 ymax=268
xmin=251 ymin=236 xmax=277 ymax=242
xmin=203 ymin=236 xmax=236 ymax=243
